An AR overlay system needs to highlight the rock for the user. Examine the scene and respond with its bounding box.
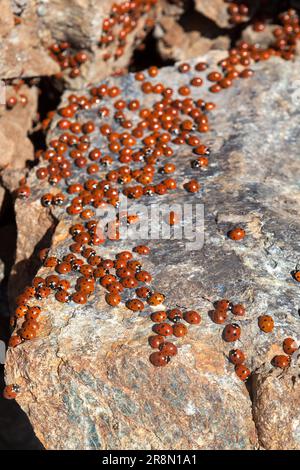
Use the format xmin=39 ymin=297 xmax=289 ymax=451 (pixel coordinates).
xmin=252 ymin=358 xmax=300 ymax=450
xmin=0 ymin=84 xmax=38 ymax=171
xmin=194 ymin=0 xmax=231 ymax=28
xmin=155 ymin=15 xmax=229 ymax=62
xmin=242 ymin=25 xmax=276 ymax=49
xmin=4 ymin=53 xmax=300 ymax=450
xmin=0 ymin=0 xmax=159 ymax=85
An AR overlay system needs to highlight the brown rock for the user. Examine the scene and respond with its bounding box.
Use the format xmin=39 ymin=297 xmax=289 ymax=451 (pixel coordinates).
xmin=0 ymin=0 xmax=159 ymax=85
xmin=0 ymin=84 xmax=38 ymax=171
xmin=252 ymin=357 xmax=300 ymax=450
xmin=4 ymin=54 xmax=300 ymax=450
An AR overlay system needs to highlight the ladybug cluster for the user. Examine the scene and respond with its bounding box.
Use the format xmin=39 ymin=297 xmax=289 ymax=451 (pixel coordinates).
xmin=7 ymin=8 xmax=300 ymax=398
xmin=224 ymin=1 xmax=250 ymax=25
xmin=209 ymin=299 xmax=251 ymax=382
xmin=149 ymin=308 xmax=201 ymax=367
xmin=99 ymin=0 xmax=157 ymax=62
xmin=48 ymin=0 xmax=157 ymax=80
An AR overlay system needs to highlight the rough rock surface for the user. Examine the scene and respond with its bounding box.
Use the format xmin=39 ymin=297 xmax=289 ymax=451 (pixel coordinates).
xmin=155 ymin=15 xmax=229 ymax=61
xmin=0 ymin=0 xmax=159 ymax=84
xmin=5 ymin=53 xmax=300 ymax=449
xmin=0 ymin=84 xmax=38 ymax=171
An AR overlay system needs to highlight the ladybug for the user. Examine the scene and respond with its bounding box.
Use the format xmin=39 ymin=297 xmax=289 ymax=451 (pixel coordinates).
xmin=148 ymin=335 xmax=165 ymax=349
xmin=149 ymin=352 xmax=169 ymax=367
xmin=293 ymin=271 xmax=300 ymax=282
xmin=8 ymin=335 xmax=23 ymax=348
xmin=15 ymin=304 xmax=28 ymax=318
xmin=100 ymin=274 xmax=117 ymax=288
xmin=107 ymin=282 xmax=124 ymax=294
xmin=173 ymin=323 xmax=188 ymax=337
xmin=23 ymin=286 xmax=36 ymax=298
xmin=80 ymin=265 xmax=94 ymax=277
xmin=126 ymin=299 xmax=144 ymax=311
xmin=184 ymin=310 xmax=201 ymax=324
xmin=44 ymin=256 xmax=59 ymax=268
xmin=258 ymin=315 xmax=274 ymax=333
xmin=16 ymin=186 xmax=30 ymax=199
xmin=272 ymin=355 xmax=290 ymax=369
xmin=41 ymin=193 xmax=53 ymax=207
xmin=151 ymin=311 xmax=167 ymax=323
xmin=53 ymin=193 xmax=65 ymax=206
xmin=56 ymin=262 xmax=72 ymax=275
xmin=184 ymin=179 xmax=200 ymax=193
xmin=3 ymin=384 xmax=20 ymax=400
xmin=121 ymin=276 xmax=139 ymax=289
xmin=235 ymin=364 xmax=251 ymax=382
xmin=72 ymin=292 xmax=88 ymax=304
xmin=32 ymin=276 xmax=46 ymax=288
xmin=215 ymin=299 xmax=231 ymax=310
xmin=20 ymin=326 xmax=37 ymax=340
xmin=26 ymin=306 xmax=41 ymax=320
xmin=57 ymin=279 xmax=70 ymax=291
xmin=231 ymin=304 xmax=245 ymax=316
xmin=167 ymin=308 xmax=183 ymax=323
xmin=223 ymin=323 xmax=241 ymax=342
xmin=94 ymin=267 xmax=108 ymax=278
xmin=228 ymin=227 xmax=246 ymax=241
xmin=105 ymin=293 xmax=121 ymax=307
xmin=76 ymin=279 xmax=95 ymax=295
xmin=135 ymin=270 xmax=152 ymax=283
xmin=22 ymin=320 xmax=39 ymax=332
xmin=46 ymin=275 xmax=60 ymax=289
xmin=160 ymin=342 xmax=178 ymax=357
xmin=127 ymin=260 xmax=142 ymax=272
xmin=229 ymin=349 xmax=245 ymax=365
xmin=55 ymin=290 xmax=71 ymax=303
xmin=116 ymin=251 xmax=133 ymax=261
xmin=147 ymin=292 xmax=165 ymax=306
xmin=116 ymin=267 xmax=135 ymax=279
xmin=211 ymin=309 xmax=227 ymax=324
xmin=153 ymin=323 xmax=173 ymax=336
xmin=35 ymin=286 xmax=51 ymax=300
xmin=282 ymin=337 xmax=298 ymax=355
xmin=133 ymin=245 xmax=150 ymax=255
xmin=71 ymin=259 xmax=84 ymax=271
xmin=135 ymin=286 xmax=151 ymax=298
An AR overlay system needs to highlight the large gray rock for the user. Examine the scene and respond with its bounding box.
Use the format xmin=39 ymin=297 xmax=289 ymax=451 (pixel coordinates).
xmin=5 ymin=52 xmax=300 ymax=449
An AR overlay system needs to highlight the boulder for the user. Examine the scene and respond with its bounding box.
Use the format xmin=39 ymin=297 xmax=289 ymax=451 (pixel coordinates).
xmin=5 ymin=52 xmax=300 ymax=450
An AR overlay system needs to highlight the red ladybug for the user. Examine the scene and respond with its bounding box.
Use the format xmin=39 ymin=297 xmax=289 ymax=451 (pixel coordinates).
xmin=229 ymin=349 xmax=245 ymax=365
xmin=173 ymin=323 xmax=188 ymax=337
xmin=153 ymin=323 xmax=173 ymax=336
xmin=184 ymin=310 xmax=201 ymax=324
xmin=105 ymin=293 xmax=121 ymax=307
xmin=223 ymin=323 xmax=241 ymax=342
xmin=3 ymin=384 xmax=20 ymax=400
xmin=126 ymin=299 xmax=144 ymax=311
xmin=228 ymin=227 xmax=246 ymax=241
xmin=148 ymin=335 xmax=165 ymax=349
xmin=8 ymin=335 xmax=23 ymax=348
xmin=149 ymin=352 xmax=169 ymax=367
xmin=211 ymin=309 xmax=227 ymax=324
xmin=258 ymin=315 xmax=274 ymax=333
xmin=147 ymin=292 xmax=165 ymax=306
xmin=272 ymin=355 xmax=290 ymax=369
xmin=159 ymin=342 xmax=177 ymax=357
xmin=167 ymin=308 xmax=183 ymax=323
xmin=231 ymin=304 xmax=245 ymax=316
xmin=151 ymin=311 xmax=167 ymax=322
xmin=235 ymin=364 xmax=251 ymax=381
xmin=282 ymin=337 xmax=298 ymax=355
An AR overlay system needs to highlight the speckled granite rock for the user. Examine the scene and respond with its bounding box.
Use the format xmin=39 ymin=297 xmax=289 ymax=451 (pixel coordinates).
xmin=5 ymin=53 xmax=300 ymax=449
